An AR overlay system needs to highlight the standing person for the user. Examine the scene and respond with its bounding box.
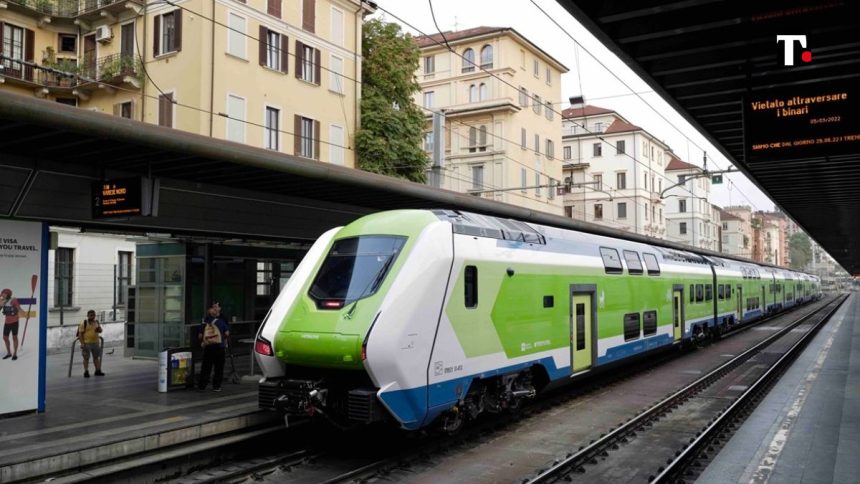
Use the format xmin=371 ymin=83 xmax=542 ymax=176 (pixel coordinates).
xmin=77 ymin=310 xmax=104 ymax=377
xmin=1 ymin=289 xmax=28 ymax=361
xmin=198 ymin=302 xmax=230 ymax=392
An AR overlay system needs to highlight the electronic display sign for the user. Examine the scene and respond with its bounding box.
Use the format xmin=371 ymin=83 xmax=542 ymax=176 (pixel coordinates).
xmin=92 ymin=177 xmax=157 ymax=219
xmin=745 ymin=80 xmax=860 ymax=162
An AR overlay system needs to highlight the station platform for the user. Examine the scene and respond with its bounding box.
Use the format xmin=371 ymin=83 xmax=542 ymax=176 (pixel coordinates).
xmin=0 ymin=346 xmax=279 ymax=483
xmin=700 ymin=293 xmax=860 ymax=483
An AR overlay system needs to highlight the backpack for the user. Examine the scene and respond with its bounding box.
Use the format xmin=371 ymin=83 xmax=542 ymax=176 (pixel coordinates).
xmin=203 ymin=321 xmax=222 ymax=346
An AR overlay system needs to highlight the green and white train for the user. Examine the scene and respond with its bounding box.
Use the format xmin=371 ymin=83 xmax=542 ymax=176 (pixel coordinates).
xmin=254 ymin=210 xmax=821 ymax=431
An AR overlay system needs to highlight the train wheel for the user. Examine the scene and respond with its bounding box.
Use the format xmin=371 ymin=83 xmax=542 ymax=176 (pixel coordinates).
xmin=438 ymin=406 xmax=465 ymax=435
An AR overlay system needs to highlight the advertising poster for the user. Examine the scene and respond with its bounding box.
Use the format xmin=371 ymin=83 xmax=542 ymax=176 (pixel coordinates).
xmin=0 ymin=220 xmax=47 ymax=415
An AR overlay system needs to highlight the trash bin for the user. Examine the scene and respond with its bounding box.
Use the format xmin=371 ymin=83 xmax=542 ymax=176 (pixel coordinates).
xmin=158 ymin=347 xmax=193 ymax=392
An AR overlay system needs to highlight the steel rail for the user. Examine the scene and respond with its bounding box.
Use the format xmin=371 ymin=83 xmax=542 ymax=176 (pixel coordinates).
xmin=652 ymin=294 xmax=848 ymax=482
xmin=527 ymin=296 xmax=842 ymax=483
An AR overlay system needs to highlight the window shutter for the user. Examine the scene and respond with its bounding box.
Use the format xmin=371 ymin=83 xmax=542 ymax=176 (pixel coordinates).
xmin=268 ymin=0 xmax=281 ymax=18
xmin=153 ymin=15 xmax=160 ymax=56
xmin=313 ymin=120 xmax=320 ymax=159
xmin=314 ymin=48 xmax=321 ymax=85
xmin=302 ymin=0 xmax=315 ymax=32
xmin=174 ymin=9 xmax=182 ymax=52
xmin=158 ymin=95 xmax=165 ymax=126
xmin=280 ymin=35 xmax=288 ymax=74
xmin=294 ymin=115 xmax=302 ymax=155
xmin=113 ymin=103 xmax=122 ymax=117
xmin=131 ymin=99 xmax=139 ymax=120
xmin=25 ymin=28 xmax=34 ymax=81
xmin=295 ymin=40 xmax=303 ymax=78
xmin=0 ymin=24 xmax=4 ymax=54
xmin=258 ymin=26 xmax=267 ymax=66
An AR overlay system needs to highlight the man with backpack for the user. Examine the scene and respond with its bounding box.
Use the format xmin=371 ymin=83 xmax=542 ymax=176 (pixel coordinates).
xmin=77 ymin=310 xmax=104 ymax=377
xmin=197 ymin=302 xmax=230 ymax=392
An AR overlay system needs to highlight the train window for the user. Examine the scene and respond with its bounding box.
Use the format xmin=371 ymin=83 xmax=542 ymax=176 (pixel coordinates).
xmin=623 ymin=250 xmax=643 ymax=275
xmin=600 ymin=247 xmax=624 ymax=274
xmin=543 ymin=295 xmax=554 ymax=308
xmin=643 ymin=310 xmax=657 ymax=336
xmin=623 ymin=313 xmax=640 ymax=341
xmin=696 ymin=284 xmax=704 ymax=302
xmin=643 ymin=253 xmax=660 ymax=275
xmin=705 ymin=284 xmax=713 ymax=301
xmin=718 ymin=285 xmax=725 ymax=300
xmin=690 ymin=285 xmax=694 ymax=303
xmin=464 ymin=265 xmax=478 ymax=309
xmin=576 ymin=303 xmax=586 ymax=350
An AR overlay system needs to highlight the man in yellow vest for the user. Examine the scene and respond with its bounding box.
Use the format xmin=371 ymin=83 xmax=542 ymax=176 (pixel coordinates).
xmin=77 ymin=310 xmax=104 ymax=378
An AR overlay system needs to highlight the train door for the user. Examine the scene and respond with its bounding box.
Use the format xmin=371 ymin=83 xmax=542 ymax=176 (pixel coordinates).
xmin=570 ymin=292 xmax=593 ymax=372
xmin=736 ymin=286 xmax=743 ymax=322
xmin=761 ymin=285 xmax=766 ymax=314
xmin=672 ymin=285 xmax=684 ymax=341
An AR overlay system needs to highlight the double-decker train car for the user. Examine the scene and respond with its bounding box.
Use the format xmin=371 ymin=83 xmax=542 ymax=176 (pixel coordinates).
xmin=254 ymin=210 xmax=821 ymax=431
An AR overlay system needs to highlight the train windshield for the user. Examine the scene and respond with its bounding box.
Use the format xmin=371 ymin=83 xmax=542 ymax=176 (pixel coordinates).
xmin=309 ymin=236 xmax=407 ymax=308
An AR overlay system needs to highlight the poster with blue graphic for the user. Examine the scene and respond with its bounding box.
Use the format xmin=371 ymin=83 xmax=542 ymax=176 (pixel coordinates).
xmin=0 ymin=220 xmax=47 ymax=416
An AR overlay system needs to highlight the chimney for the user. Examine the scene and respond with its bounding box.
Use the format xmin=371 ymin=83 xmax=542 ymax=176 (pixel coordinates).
xmin=568 ymin=95 xmax=585 ymax=109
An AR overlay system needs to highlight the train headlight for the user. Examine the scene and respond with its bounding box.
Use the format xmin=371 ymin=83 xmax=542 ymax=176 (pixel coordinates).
xmin=255 ymin=337 xmax=274 ymax=357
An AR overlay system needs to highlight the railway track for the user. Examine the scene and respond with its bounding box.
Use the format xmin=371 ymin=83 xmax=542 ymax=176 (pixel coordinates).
xmin=525 ymin=294 xmax=847 ymax=484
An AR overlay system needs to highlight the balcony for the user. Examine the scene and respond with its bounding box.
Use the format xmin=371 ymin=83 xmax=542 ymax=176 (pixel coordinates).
xmin=79 ymin=53 xmax=142 ymax=88
xmin=4 ymin=0 xmax=142 ymax=21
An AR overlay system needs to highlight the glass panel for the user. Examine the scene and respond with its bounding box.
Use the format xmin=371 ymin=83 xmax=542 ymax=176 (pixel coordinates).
xmin=575 ymin=303 xmax=585 ymax=350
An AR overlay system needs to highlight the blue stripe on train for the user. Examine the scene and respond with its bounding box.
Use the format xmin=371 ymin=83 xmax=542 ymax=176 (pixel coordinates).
xmin=597 ymin=333 xmax=674 ymax=365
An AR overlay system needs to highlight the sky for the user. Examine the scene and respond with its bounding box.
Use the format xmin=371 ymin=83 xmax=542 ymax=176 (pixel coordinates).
xmin=371 ymin=0 xmax=777 ymax=212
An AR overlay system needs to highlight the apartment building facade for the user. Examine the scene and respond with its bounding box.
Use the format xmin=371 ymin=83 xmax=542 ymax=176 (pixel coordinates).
xmin=720 ymin=207 xmax=751 ymax=258
xmin=414 ymin=27 xmax=568 ymax=215
xmin=561 ymin=104 xmax=669 ymax=237
xmin=664 ymin=155 xmax=719 ymax=250
xmin=0 ymin=0 xmax=368 ymax=166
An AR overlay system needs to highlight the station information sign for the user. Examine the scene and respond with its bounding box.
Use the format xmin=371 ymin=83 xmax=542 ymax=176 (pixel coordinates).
xmin=92 ymin=177 xmax=157 ymax=219
xmin=744 ymin=80 xmax=860 ymax=162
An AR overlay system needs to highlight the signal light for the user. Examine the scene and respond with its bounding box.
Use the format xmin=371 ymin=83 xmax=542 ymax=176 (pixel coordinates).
xmin=255 ymin=338 xmax=273 ymax=356
xmin=361 ymin=344 xmax=367 ymax=361
xmin=321 ymin=300 xmax=344 ymax=309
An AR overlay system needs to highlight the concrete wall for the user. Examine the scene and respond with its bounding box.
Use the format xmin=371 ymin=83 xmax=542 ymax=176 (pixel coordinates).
xmin=46 ymin=320 xmax=125 ymax=355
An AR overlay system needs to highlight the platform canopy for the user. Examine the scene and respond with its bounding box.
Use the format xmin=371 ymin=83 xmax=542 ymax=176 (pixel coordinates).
xmin=559 ymin=0 xmax=860 ymax=274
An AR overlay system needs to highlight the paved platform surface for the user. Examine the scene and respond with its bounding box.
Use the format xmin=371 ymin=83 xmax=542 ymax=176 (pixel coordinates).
xmin=700 ymin=293 xmax=860 ymax=484
xmin=0 ymin=346 xmax=277 ymax=482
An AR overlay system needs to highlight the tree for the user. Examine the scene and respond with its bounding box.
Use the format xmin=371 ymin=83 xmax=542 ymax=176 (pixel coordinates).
xmin=356 ymin=19 xmax=429 ymax=183
xmin=789 ymin=232 xmax=812 ymax=270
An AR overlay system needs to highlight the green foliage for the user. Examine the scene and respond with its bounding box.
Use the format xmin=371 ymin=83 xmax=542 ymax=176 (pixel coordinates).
xmin=356 ymin=19 xmax=428 ymax=183
xmin=789 ymin=232 xmax=812 ymax=270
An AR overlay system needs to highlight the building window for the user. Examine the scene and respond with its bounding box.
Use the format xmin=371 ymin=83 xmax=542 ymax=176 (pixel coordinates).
xmin=462 ymin=48 xmax=475 ymax=72
xmin=468 ymin=84 xmax=477 ymax=102
xmin=158 ymin=92 xmax=173 ymax=127
xmin=265 ymin=106 xmax=279 ymax=150
xmin=479 ymin=125 xmax=487 ymax=151
xmin=680 ymin=222 xmax=688 ymax=235
xmin=330 ymin=6 xmax=343 ymax=45
xmin=480 ymin=44 xmax=493 ymax=68
xmin=617 ymin=172 xmax=627 ymax=190
xmin=329 ymin=54 xmax=344 ymax=93
xmin=424 ymin=131 xmax=434 ymax=152
xmin=521 ymin=168 xmax=527 ymax=192
xmin=298 ymin=42 xmax=319 ymax=84
xmin=302 ymin=0 xmax=315 ymax=32
xmin=521 ymin=128 xmax=527 ymax=149
xmin=618 ymin=202 xmax=627 ymax=219
xmin=652 ymin=205 xmax=656 ymax=222
xmin=594 ymin=204 xmax=603 ymax=220
xmin=546 ymin=139 xmax=554 ymax=160
xmin=616 ymin=140 xmax=625 ymax=154
xmin=545 ymin=66 xmax=551 ymax=84
xmin=267 ymin=0 xmax=282 ymax=17
xmin=563 ymin=146 xmax=572 ymax=160
xmin=519 ymin=87 xmax=528 ymax=107
xmin=471 ymin=165 xmax=484 ymax=190
xmin=116 ymin=101 xmax=133 ymax=119
xmin=534 ymin=134 xmax=540 ymax=154
xmin=534 ymin=173 xmax=541 ymax=197
xmin=565 ymin=206 xmax=573 ymax=218
xmin=155 ymin=10 xmax=181 ymax=56
xmin=593 ymin=143 xmax=602 ymax=157
xmin=679 ymin=199 xmax=687 ymax=213
xmin=548 ymin=179 xmax=556 ymax=200
xmin=545 ymin=101 xmax=554 ymax=120
xmin=227 ymin=13 xmax=246 ymax=58
xmin=533 ymin=58 xmax=539 ymax=77
xmin=468 ymin=126 xmax=477 ymax=153
xmin=265 ymin=30 xmax=281 ymax=70
xmin=226 ymin=94 xmax=245 ymax=143
xmin=424 ymin=55 xmax=434 ymax=75
xmin=330 ymin=124 xmax=344 ymax=165
xmin=479 ymin=82 xmax=488 ymax=101
xmin=423 ymin=91 xmax=434 ymax=108
xmin=533 ymin=95 xmax=542 ymax=114
xmin=117 ymin=251 xmax=132 ymax=305
xmin=59 ymin=34 xmax=77 ymax=53
xmin=296 ymin=115 xmax=318 ymax=159
xmin=55 ymin=248 xmax=74 ymax=307
xmin=594 ymin=174 xmax=603 ymax=188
